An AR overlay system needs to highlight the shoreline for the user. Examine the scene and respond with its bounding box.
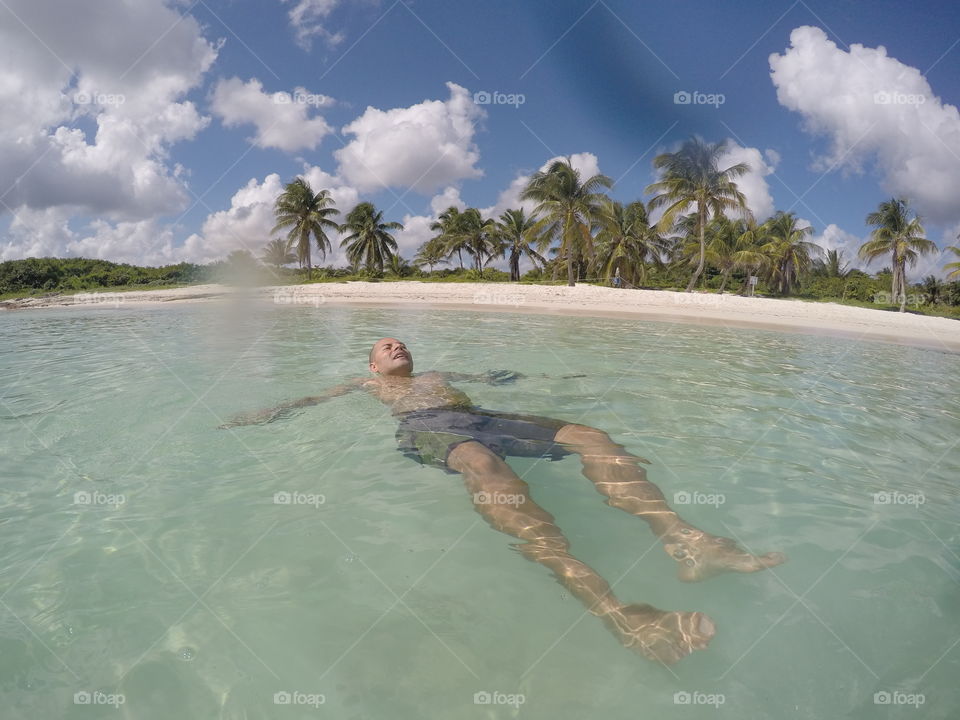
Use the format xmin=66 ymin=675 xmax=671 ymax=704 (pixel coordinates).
xmin=3 ymin=281 xmax=959 ymax=353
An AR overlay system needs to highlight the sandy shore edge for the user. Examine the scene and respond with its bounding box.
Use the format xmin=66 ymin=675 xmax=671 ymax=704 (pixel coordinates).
xmin=3 ymin=281 xmax=959 ymax=353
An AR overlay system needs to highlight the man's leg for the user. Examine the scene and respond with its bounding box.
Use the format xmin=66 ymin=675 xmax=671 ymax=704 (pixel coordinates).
xmin=553 ymin=424 xmax=786 ymax=582
xmin=447 ymin=440 xmax=715 ymax=665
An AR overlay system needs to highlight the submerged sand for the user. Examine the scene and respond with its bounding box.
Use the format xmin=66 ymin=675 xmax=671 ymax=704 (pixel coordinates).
xmin=3 ymin=281 xmax=959 ymax=352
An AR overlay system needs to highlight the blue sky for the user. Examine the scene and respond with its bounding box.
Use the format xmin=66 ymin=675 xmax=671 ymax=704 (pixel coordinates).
xmin=2 ymin=0 xmax=960 ymax=277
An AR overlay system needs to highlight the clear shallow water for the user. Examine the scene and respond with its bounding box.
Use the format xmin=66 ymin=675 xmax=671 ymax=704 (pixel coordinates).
xmin=1 ymin=301 xmax=958 ymax=719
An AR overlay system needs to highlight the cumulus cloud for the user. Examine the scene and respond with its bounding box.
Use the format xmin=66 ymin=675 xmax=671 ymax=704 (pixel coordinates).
xmin=282 ymin=0 xmax=345 ymax=50
xmin=809 ymin=224 xmax=871 ymax=271
xmin=181 ymin=166 xmax=361 ymax=265
xmin=335 ymin=82 xmax=484 ymax=194
xmin=479 ymin=152 xmax=603 ymax=219
xmin=67 ymin=220 xmax=181 ymax=266
xmin=770 ymin=25 xmax=960 ymax=225
xmin=717 ymin=142 xmax=777 ymax=221
xmin=210 ymin=77 xmax=333 ymax=152
xmin=430 ymin=186 xmax=466 ymax=215
xmin=0 ymin=0 xmax=217 ymax=223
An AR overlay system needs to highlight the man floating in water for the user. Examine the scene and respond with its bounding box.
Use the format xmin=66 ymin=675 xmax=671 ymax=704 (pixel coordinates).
xmin=222 ymin=338 xmax=785 ymax=665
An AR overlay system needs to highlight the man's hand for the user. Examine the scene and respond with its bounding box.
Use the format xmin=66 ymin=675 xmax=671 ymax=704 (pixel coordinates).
xmin=217 ymin=378 xmax=367 ymax=429
xmin=484 ymin=370 xmax=525 ymax=385
xmin=218 ymin=408 xmax=284 ymax=429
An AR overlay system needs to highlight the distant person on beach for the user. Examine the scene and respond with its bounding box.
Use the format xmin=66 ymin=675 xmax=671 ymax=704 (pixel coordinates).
xmin=221 ymin=338 xmax=785 ymax=664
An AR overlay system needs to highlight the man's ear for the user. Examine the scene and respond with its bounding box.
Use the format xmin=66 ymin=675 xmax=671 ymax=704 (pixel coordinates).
xmin=369 ymin=362 xmax=378 ymax=374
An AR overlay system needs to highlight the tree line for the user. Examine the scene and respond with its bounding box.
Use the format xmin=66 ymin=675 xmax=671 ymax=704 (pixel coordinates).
xmin=265 ymin=138 xmax=960 ymax=313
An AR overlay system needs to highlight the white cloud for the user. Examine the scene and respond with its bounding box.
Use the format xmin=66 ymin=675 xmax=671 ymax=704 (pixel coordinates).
xmin=810 ymin=224 xmax=871 ymax=271
xmin=480 ymin=151 xmax=603 ymax=219
xmin=210 ymin=77 xmax=333 ymax=152
xmin=0 ymin=207 xmax=76 ymax=261
xmin=282 ymin=0 xmax=345 ymax=50
xmin=182 ymin=174 xmax=286 ymax=265
xmin=430 ymin=186 xmax=465 ymax=215
xmin=0 ymin=0 xmax=217 ymax=228
xmin=0 ymin=208 xmax=181 ymax=266
xmin=394 ymin=214 xmax=436 ymax=262
xmin=770 ymin=25 xmax=960 ymax=225
xmin=182 ymin=166 xmax=363 ymax=265
xmin=67 ymin=219 xmax=180 ymax=266
xmin=335 ymin=82 xmax=484 ymax=194
xmin=718 ymin=142 xmax=776 ymax=221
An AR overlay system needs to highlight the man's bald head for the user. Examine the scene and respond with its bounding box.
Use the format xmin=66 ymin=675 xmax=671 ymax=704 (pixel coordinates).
xmin=368 ymin=338 xmax=413 ymax=376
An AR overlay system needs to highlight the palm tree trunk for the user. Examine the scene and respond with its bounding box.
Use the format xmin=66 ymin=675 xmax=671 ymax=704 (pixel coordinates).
xmin=718 ymin=269 xmax=730 ymax=294
xmin=891 ymin=248 xmax=899 ymax=305
xmin=457 ymin=248 xmax=463 ymax=270
xmin=510 ymin=250 xmax=520 ymax=281
xmin=898 ymin=258 xmax=907 ymax=312
xmin=686 ymin=208 xmax=706 ymax=292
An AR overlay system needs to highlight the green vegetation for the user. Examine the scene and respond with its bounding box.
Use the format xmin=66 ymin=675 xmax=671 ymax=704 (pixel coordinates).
xmin=4 ymin=139 xmax=959 ymax=319
xmin=0 ymin=257 xmax=211 ymax=296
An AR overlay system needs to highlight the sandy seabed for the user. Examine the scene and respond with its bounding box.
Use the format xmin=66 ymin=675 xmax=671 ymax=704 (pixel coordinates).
xmin=4 ymin=281 xmax=959 ymax=353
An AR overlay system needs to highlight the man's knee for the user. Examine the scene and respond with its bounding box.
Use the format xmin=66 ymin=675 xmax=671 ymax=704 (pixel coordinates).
xmin=447 ymin=440 xmax=504 ymax=474
xmin=554 ymin=423 xmax=612 ymax=446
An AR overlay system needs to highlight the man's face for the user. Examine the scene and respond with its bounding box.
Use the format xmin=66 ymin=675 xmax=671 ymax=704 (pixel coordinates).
xmin=369 ymin=338 xmax=413 ymax=376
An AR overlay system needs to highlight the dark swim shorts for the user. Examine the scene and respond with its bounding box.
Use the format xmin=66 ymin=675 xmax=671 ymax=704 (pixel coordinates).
xmin=395 ymin=407 xmax=572 ymax=473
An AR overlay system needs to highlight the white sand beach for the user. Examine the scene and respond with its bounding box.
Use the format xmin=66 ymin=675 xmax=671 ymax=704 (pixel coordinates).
xmin=4 ymin=281 xmax=959 ymax=352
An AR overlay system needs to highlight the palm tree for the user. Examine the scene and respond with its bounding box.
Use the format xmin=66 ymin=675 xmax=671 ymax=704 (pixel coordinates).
xmin=646 ymin=138 xmax=751 ymax=292
xmin=812 ymin=248 xmax=850 ymax=278
xmin=272 ymin=178 xmax=339 ymax=279
xmin=430 ymin=206 xmax=468 ymax=270
xmin=944 ymin=245 xmax=960 ymax=280
xmin=413 ymin=237 xmax=448 ymax=273
xmin=594 ymin=199 xmax=666 ymax=287
xmin=758 ymin=211 xmax=821 ymax=295
xmin=387 ymin=254 xmax=415 ymax=278
xmin=729 ymin=221 xmax=772 ymax=295
xmin=521 ymin=158 xmax=613 ymax=286
xmin=704 ymin=217 xmax=754 ymax=294
xmin=859 ymin=198 xmax=936 ymax=312
xmin=495 ymin=208 xmax=546 ymax=281
xmin=339 ymin=202 xmax=403 ymax=275
xmin=455 ymin=208 xmax=499 ymax=277
xmin=260 ymin=237 xmax=297 ymax=269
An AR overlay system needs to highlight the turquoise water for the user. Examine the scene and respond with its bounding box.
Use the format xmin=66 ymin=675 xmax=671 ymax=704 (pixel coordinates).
xmin=1 ymin=301 xmax=958 ymax=719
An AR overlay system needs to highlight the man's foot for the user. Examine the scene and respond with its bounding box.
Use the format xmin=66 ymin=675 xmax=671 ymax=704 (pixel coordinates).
xmin=601 ymin=603 xmax=716 ymax=665
xmin=663 ymin=525 xmax=786 ymax=582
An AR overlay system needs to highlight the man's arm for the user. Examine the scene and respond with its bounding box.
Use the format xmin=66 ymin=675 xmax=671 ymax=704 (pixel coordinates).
xmin=438 ymin=370 xmax=526 ymax=385
xmin=439 ymin=370 xmax=586 ymax=386
xmin=218 ymin=377 xmax=369 ymax=428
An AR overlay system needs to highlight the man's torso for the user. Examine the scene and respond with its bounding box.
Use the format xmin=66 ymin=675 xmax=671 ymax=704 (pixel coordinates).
xmin=364 ymin=372 xmax=472 ymax=414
